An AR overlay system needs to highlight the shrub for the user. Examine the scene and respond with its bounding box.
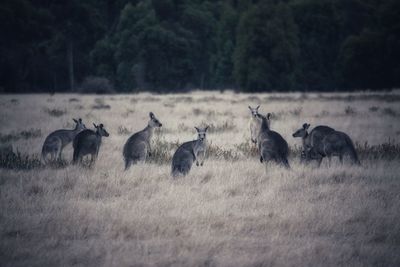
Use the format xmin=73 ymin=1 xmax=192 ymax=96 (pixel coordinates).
xmin=345 ymin=106 xmax=356 ymax=115
xmin=0 ymin=129 xmax=42 ymax=143
xmin=117 ymin=126 xmax=130 ymax=135
xmin=44 ymin=108 xmax=66 ymax=117
xmin=382 ymin=107 xmax=397 ymax=116
xmin=79 ymin=76 xmax=115 ymax=94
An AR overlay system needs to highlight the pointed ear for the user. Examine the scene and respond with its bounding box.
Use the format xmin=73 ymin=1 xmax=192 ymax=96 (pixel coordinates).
xmin=194 ymin=127 xmax=199 ymax=132
xmin=93 ymin=123 xmax=97 ymax=128
xmin=73 ymin=118 xmax=78 ymax=123
xmin=99 ymin=123 xmax=104 ymax=128
xmin=149 ymin=112 xmax=154 ymax=119
xmin=79 ymin=118 xmax=82 ymax=123
xmin=306 ymin=123 xmax=311 ymax=129
xmin=205 ymin=125 xmax=209 ymax=132
xmin=267 ymin=113 xmax=271 ymax=120
xmin=256 ymin=105 xmax=260 ymax=110
xmin=248 ymin=106 xmax=252 ymax=110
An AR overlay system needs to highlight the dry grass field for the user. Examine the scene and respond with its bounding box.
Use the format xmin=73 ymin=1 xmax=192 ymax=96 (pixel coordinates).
xmin=1 ymin=91 xmax=400 ymax=266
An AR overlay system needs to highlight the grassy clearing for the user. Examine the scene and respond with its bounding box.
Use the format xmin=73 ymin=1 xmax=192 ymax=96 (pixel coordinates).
xmin=0 ymin=91 xmax=400 ymax=266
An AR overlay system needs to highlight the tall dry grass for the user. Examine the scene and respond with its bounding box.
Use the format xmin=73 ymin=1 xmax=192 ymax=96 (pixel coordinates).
xmin=0 ymin=91 xmax=400 ymax=266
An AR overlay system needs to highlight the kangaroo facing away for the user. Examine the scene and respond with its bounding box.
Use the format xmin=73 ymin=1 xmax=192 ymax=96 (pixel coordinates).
xmin=171 ymin=126 xmax=209 ymax=177
xmin=123 ymin=112 xmax=162 ymax=170
xmin=256 ymin=113 xmax=290 ymax=168
xmin=307 ymin=130 xmax=361 ymax=166
xmin=73 ymin=123 xmax=109 ymax=167
xmin=292 ymin=123 xmax=335 ymax=165
xmin=41 ymin=118 xmax=86 ymax=164
xmin=248 ymin=105 xmax=260 ymax=144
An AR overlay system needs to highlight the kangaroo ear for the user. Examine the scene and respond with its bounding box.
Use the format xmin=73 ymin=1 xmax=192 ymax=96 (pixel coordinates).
xmin=205 ymin=125 xmax=209 ymax=132
xmin=256 ymin=105 xmax=260 ymax=110
xmin=93 ymin=123 xmax=97 ymax=128
xmin=99 ymin=123 xmax=104 ymax=128
xmin=194 ymin=127 xmax=199 ymax=132
xmin=149 ymin=112 xmax=154 ymax=119
xmin=267 ymin=113 xmax=271 ymax=120
xmin=306 ymin=123 xmax=311 ymax=129
xmin=248 ymin=106 xmax=252 ymax=110
xmin=73 ymin=118 xmax=78 ymax=123
xmin=79 ymin=118 xmax=82 ymax=123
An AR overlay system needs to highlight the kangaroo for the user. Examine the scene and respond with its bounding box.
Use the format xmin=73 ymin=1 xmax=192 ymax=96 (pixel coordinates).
xmin=256 ymin=113 xmax=290 ymax=168
xmin=307 ymin=131 xmax=360 ymax=166
xmin=123 ymin=112 xmax=162 ymax=170
xmin=41 ymin=118 xmax=86 ymax=163
xmin=292 ymin=123 xmax=335 ymax=165
xmin=248 ymin=105 xmax=260 ymax=144
xmin=171 ymin=126 xmax=209 ymax=177
xmin=72 ymin=123 xmax=109 ymax=166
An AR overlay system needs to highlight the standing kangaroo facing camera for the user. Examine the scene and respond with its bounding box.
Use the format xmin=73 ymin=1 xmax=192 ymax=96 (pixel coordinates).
xmin=171 ymin=126 xmax=209 ymax=177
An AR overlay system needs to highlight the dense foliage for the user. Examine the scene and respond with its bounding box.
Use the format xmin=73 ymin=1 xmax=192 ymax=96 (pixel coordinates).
xmin=1 ymin=0 xmax=399 ymax=92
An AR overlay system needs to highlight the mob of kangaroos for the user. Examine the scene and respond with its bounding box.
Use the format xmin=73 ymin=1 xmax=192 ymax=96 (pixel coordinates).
xmin=171 ymin=126 xmax=208 ymax=177
xmin=123 ymin=112 xmax=162 ymax=170
xmin=73 ymin=123 xmax=110 ymax=167
xmin=41 ymin=118 xmax=86 ymax=164
xmin=38 ymin=103 xmax=361 ymax=172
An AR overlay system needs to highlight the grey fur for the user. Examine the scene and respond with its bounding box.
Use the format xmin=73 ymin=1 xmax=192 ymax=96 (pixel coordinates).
xmin=171 ymin=126 xmax=208 ymax=177
xmin=41 ymin=118 xmax=86 ymax=163
xmin=123 ymin=112 xmax=162 ymax=170
xmin=307 ymin=131 xmax=361 ymax=166
xmin=248 ymin=105 xmax=260 ymax=143
xmin=255 ymin=113 xmax=290 ymax=168
xmin=72 ymin=123 xmax=109 ymax=167
xmin=292 ymin=124 xmax=335 ymax=165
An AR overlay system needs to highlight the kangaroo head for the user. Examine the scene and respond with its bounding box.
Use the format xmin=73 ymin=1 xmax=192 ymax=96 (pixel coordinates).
xmin=248 ymin=105 xmax=260 ymax=118
xmin=256 ymin=113 xmax=271 ymax=130
xmin=73 ymin=118 xmax=86 ymax=130
xmin=93 ymin=123 xmax=110 ymax=137
xmin=292 ymin=123 xmax=310 ymax=138
xmin=195 ymin=126 xmax=209 ymax=141
xmin=148 ymin=112 xmax=162 ymax=128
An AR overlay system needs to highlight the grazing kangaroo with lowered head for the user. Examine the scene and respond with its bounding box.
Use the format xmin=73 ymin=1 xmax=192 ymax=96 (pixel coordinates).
xmin=292 ymin=123 xmax=335 ymax=165
xmin=123 ymin=112 xmax=162 ymax=170
xmin=248 ymin=105 xmax=260 ymax=144
xmin=255 ymin=113 xmax=290 ymax=168
xmin=41 ymin=118 xmax=86 ymax=164
xmin=306 ymin=130 xmax=361 ymax=166
xmin=73 ymin=123 xmax=109 ymax=167
xmin=171 ymin=126 xmax=209 ymax=177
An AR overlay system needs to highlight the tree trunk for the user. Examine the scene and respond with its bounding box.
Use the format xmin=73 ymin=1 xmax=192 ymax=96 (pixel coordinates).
xmin=67 ymin=38 xmax=74 ymax=91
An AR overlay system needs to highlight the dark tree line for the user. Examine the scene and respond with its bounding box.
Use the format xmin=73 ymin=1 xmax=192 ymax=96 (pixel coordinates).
xmin=1 ymin=0 xmax=399 ymax=93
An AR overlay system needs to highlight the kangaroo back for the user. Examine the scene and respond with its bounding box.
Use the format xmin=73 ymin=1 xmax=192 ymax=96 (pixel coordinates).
xmin=171 ymin=141 xmax=196 ymax=177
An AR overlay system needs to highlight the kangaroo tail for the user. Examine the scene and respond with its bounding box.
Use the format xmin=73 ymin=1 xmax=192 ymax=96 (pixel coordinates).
xmin=345 ymin=135 xmax=360 ymax=165
xmin=282 ymin=157 xmax=290 ymax=169
xmin=72 ymin=147 xmax=79 ymax=164
xmin=124 ymin=158 xmax=131 ymax=171
xmin=41 ymin=145 xmax=48 ymax=165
